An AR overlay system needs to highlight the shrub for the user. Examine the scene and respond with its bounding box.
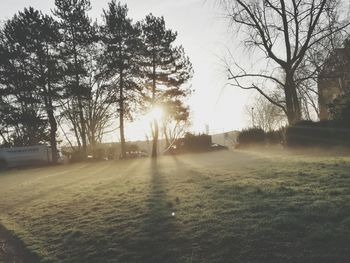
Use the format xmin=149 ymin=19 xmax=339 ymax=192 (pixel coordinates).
xmin=286 ymin=120 xmax=350 ymax=147
xmin=183 ymin=133 xmax=212 ymax=151
xmin=107 ymin=147 xmax=118 ymax=160
xmin=285 ymin=121 xmax=314 ymax=147
xmin=329 ymin=91 xmax=350 ymax=125
xmin=92 ymin=148 xmax=106 ymax=160
xmin=237 ymin=128 xmax=265 ymax=146
xmin=266 ymin=130 xmax=283 ymax=145
xmin=69 ymin=151 xmax=86 ymax=163
xmin=169 ymin=133 xmax=212 ymax=153
xmin=126 ymin=143 xmax=140 ymax=152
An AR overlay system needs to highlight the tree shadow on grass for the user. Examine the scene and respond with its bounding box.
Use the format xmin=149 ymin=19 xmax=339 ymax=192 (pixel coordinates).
xmin=0 ymin=224 xmax=41 ymax=263
xmin=170 ymin=155 xmax=350 ymax=263
xmin=125 ymin=158 xmax=191 ymax=263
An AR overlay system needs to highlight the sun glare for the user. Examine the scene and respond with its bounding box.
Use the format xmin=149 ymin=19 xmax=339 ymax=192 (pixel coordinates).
xmin=146 ymin=106 xmax=164 ymax=122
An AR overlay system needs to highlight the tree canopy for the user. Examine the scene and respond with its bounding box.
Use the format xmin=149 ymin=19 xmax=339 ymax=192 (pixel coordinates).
xmin=0 ymin=1 xmax=193 ymax=160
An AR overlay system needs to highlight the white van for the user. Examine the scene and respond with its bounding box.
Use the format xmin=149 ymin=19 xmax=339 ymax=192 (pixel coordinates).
xmin=0 ymin=145 xmax=53 ymax=169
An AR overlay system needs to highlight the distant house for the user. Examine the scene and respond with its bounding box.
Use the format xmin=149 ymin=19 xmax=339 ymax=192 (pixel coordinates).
xmin=318 ymin=48 xmax=350 ymax=120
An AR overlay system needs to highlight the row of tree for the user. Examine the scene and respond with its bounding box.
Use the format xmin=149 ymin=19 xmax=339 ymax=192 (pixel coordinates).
xmin=0 ymin=0 xmax=193 ymax=161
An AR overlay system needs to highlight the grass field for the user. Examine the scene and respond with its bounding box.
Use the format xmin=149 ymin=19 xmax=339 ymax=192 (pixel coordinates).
xmin=1 ymin=149 xmax=350 ymax=263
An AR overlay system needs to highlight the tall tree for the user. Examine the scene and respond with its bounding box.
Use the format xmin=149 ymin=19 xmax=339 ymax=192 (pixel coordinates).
xmin=0 ymin=29 xmax=11 ymax=146
xmin=100 ymin=1 xmax=142 ymax=159
xmin=85 ymin=43 xmax=116 ymax=154
xmin=140 ymin=14 xmax=193 ymax=158
xmin=53 ymin=0 xmax=95 ymax=158
xmin=0 ymin=9 xmax=51 ymax=147
xmin=15 ymin=8 xmax=62 ymax=162
xmin=219 ymin=0 xmax=350 ymax=124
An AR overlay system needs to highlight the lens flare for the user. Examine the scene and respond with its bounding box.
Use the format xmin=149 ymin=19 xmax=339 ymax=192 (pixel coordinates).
xmin=147 ymin=106 xmax=164 ymax=122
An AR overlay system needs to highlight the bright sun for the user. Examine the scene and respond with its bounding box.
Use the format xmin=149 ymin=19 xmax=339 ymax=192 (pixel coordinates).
xmin=125 ymin=106 xmax=165 ymax=140
xmin=142 ymin=106 xmax=164 ymax=128
xmin=150 ymin=106 xmax=164 ymax=120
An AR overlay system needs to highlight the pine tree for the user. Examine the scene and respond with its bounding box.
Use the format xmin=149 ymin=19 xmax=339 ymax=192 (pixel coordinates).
xmin=100 ymin=1 xmax=142 ymax=159
xmin=0 ymin=28 xmax=11 ymax=146
xmin=140 ymin=14 xmax=193 ymax=158
xmin=0 ymin=8 xmax=51 ymax=147
xmin=53 ymin=0 xmax=95 ymax=158
xmin=17 ymin=8 xmax=62 ymax=162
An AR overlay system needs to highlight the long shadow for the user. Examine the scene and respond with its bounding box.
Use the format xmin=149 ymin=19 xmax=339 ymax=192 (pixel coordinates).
xmin=0 ymin=160 xmax=145 ymax=263
xmin=0 ymin=224 xmax=41 ymax=263
xmin=126 ymin=158 xmax=191 ymax=263
xmin=0 ymin=161 xmax=122 ymax=211
xmin=170 ymin=154 xmax=350 ymax=263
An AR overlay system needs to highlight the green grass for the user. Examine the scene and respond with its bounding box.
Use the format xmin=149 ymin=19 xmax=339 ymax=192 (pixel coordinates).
xmin=1 ymin=150 xmax=350 ymax=263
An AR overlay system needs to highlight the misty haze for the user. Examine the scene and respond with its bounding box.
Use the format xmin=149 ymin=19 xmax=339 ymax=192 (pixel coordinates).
xmin=1 ymin=0 xmax=350 ymax=262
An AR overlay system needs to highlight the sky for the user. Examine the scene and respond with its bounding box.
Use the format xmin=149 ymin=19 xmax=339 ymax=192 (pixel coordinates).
xmin=0 ymin=0 xmax=254 ymax=141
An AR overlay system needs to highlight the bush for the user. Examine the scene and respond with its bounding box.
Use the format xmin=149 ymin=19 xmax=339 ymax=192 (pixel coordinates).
xmin=69 ymin=151 xmax=86 ymax=163
xmin=237 ymin=128 xmax=265 ymax=147
xmin=329 ymin=91 xmax=350 ymax=125
xmin=169 ymin=133 xmax=212 ymax=154
xmin=286 ymin=120 xmax=350 ymax=147
xmin=183 ymin=133 xmax=212 ymax=151
xmin=107 ymin=147 xmax=118 ymax=160
xmin=92 ymin=148 xmax=106 ymax=160
xmin=266 ymin=130 xmax=283 ymax=145
xmin=126 ymin=143 xmax=140 ymax=152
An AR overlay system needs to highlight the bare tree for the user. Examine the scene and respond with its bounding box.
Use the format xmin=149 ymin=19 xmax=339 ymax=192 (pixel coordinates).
xmin=162 ymin=104 xmax=191 ymax=150
xmin=85 ymin=82 xmax=116 ymax=153
xmin=245 ymin=94 xmax=287 ymax=131
xmin=59 ymin=100 xmax=83 ymax=149
xmin=59 ymin=45 xmax=116 ymax=154
xmin=219 ymin=0 xmax=350 ymax=124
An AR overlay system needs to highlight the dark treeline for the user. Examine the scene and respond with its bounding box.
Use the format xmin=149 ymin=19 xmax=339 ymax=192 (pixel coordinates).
xmin=0 ymin=0 xmax=193 ymax=161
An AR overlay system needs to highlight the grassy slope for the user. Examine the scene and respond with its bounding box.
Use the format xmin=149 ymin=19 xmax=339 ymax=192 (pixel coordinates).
xmin=0 ymin=150 xmax=350 ymax=263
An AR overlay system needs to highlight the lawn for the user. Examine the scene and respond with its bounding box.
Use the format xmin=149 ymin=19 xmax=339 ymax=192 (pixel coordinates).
xmin=1 ymin=149 xmax=350 ymax=263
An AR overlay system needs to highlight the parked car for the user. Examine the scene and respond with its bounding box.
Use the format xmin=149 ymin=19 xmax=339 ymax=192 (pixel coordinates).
xmin=210 ymin=143 xmax=229 ymax=151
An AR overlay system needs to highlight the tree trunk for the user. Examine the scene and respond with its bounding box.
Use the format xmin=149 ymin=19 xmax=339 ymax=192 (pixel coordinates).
xmin=152 ymin=119 xmax=159 ymax=158
xmin=163 ymin=124 xmax=170 ymax=149
xmin=151 ymin=58 xmax=158 ymax=158
xmin=77 ymin=96 xmax=87 ymax=157
xmin=90 ymin=130 xmax=96 ymax=158
xmin=44 ymin=55 xmax=58 ymax=164
xmin=284 ymin=72 xmax=302 ymax=124
xmin=72 ymin=113 xmax=82 ymax=149
xmin=47 ymin=107 xmax=58 ymax=164
xmin=73 ymin=41 xmax=87 ymax=159
xmin=119 ymin=71 xmax=126 ymax=159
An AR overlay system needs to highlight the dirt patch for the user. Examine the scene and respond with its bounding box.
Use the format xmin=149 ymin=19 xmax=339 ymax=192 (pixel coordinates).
xmin=0 ymin=225 xmax=40 ymax=263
